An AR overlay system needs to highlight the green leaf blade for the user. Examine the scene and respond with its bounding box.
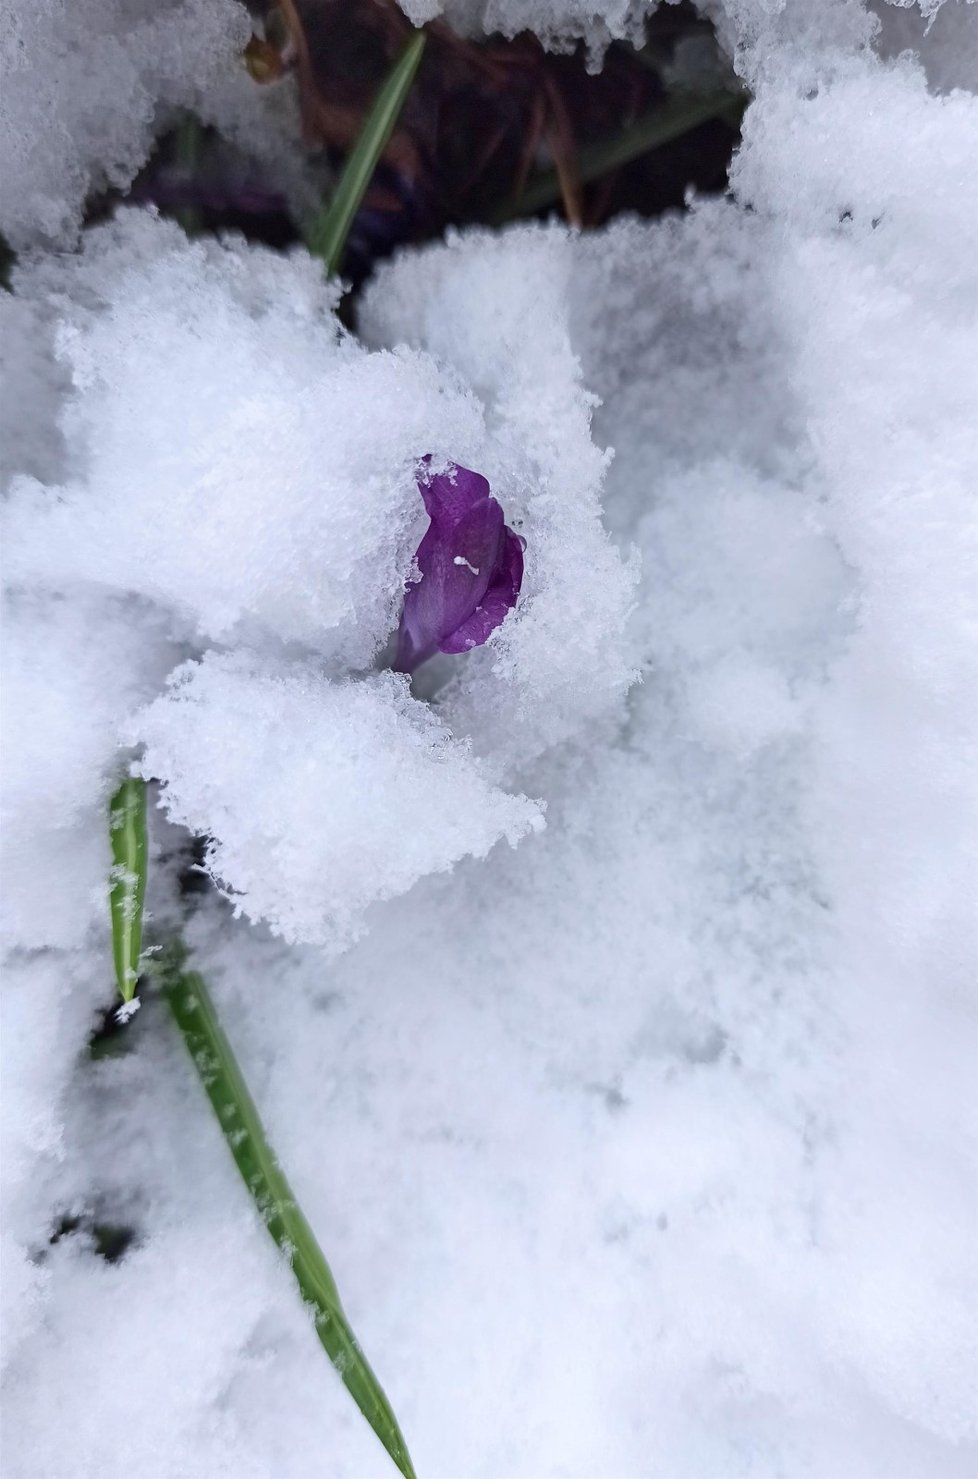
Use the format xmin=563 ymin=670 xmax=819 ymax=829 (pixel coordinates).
xmin=108 ymin=776 xmax=148 ymax=1003
xmin=488 ymin=86 xmax=746 ymax=226
xmin=306 ymin=30 xmax=426 ymax=279
xmin=163 ymin=960 xmax=416 ymax=1479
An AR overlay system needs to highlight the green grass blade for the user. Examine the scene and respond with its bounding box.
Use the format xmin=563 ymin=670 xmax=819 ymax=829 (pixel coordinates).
xmin=174 ymin=111 xmax=204 ymax=237
xmin=108 ymin=777 xmax=148 ymax=1004
xmin=306 ymin=30 xmax=426 ymax=278
xmin=163 ymin=958 xmax=417 ymax=1479
xmin=488 ymin=86 xmax=746 ymax=226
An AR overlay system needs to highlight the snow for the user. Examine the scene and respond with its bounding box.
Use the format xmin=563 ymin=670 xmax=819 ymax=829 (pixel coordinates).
xmin=2 ymin=212 xmax=493 ymax=665
xmin=0 ymin=0 xmax=256 ymax=250
xmin=874 ymin=0 xmax=978 ymax=92
xmin=0 ymin=0 xmax=311 ymax=255
xmin=0 ymin=590 xmax=181 ymax=952
xmin=1 ymin=0 xmax=976 ymax=1476
xmin=132 ymin=652 xmax=542 ymax=950
xmin=397 ymin=0 xmax=650 ymax=59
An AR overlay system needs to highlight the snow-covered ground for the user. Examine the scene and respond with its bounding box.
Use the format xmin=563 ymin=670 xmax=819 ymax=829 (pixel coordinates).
xmin=1 ymin=1 xmax=976 ymax=1475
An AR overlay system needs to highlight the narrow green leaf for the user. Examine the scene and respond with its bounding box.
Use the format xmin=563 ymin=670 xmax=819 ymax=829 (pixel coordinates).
xmin=306 ymin=30 xmax=426 ymax=278
xmin=108 ymin=777 xmax=148 ymax=1004
xmin=488 ymin=86 xmax=746 ymax=226
xmin=162 ymin=956 xmax=417 ymax=1479
xmin=174 ymin=111 xmax=204 ymax=238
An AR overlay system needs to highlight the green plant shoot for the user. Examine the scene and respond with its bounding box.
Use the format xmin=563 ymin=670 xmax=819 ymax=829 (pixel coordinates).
xmin=103 ymin=34 xmax=429 ymax=1465
xmin=306 ymin=30 xmax=426 ymax=278
xmin=162 ymin=954 xmax=417 ymax=1479
xmin=108 ymin=776 xmax=148 ymax=1005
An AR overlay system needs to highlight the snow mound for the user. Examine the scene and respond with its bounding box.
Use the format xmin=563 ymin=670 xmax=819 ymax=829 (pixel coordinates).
xmin=2 ymin=213 xmax=487 ymax=666
xmin=133 ymin=652 xmax=543 ymax=949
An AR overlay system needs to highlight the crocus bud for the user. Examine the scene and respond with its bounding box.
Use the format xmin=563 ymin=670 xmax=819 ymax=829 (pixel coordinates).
xmin=394 ymin=459 xmax=524 ymax=674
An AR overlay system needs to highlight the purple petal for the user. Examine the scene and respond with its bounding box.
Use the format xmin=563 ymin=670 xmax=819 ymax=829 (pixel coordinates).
xmin=397 ymin=501 xmax=503 ymax=669
xmin=418 ymin=461 xmax=493 ymax=526
xmin=439 ymin=527 xmax=524 ymax=654
xmin=394 ymin=459 xmax=524 ymax=673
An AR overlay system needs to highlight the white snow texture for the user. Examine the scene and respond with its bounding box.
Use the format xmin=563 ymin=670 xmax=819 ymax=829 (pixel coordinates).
xmin=1 ymin=0 xmax=976 ymax=1477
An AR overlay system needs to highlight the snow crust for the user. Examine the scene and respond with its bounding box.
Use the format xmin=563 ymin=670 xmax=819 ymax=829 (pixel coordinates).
xmin=1 ymin=0 xmax=976 ymax=1475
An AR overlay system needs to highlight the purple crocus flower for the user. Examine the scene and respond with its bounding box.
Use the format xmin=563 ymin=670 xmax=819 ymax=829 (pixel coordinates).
xmin=394 ymin=459 xmax=525 ymax=674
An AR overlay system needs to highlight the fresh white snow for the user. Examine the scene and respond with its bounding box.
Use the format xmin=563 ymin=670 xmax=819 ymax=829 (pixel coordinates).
xmin=1 ymin=0 xmax=976 ymax=1476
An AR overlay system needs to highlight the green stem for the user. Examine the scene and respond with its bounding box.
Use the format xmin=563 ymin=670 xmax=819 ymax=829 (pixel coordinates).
xmin=108 ymin=777 xmax=148 ymax=1004
xmin=162 ymin=956 xmax=417 ymax=1479
xmin=489 ymin=86 xmax=746 ymax=226
xmin=306 ymin=30 xmax=426 ymax=278
xmin=174 ymin=112 xmax=203 ymax=237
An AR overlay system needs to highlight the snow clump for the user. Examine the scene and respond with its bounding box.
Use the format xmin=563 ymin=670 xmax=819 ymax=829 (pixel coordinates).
xmin=133 ymin=653 xmax=543 ymax=950
xmin=0 ymin=0 xmax=253 ymax=249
